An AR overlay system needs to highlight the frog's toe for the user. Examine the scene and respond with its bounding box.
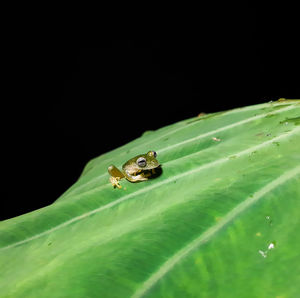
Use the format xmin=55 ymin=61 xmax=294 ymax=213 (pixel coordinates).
xmin=109 ymin=176 xmax=122 ymax=189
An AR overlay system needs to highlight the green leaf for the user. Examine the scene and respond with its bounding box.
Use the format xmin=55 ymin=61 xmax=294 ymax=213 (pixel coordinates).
xmin=1 ymin=100 xmax=300 ymax=298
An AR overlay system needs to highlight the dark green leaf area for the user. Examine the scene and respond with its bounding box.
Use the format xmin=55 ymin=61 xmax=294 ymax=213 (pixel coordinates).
xmin=149 ymin=179 xmax=300 ymax=298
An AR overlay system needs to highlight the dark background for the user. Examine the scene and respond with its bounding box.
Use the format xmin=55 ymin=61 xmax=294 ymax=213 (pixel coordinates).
xmin=1 ymin=7 xmax=299 ymax=220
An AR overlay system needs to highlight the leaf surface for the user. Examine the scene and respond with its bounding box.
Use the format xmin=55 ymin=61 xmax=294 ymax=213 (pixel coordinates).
xmin=1 ymin=100 xmax=300 ymax=297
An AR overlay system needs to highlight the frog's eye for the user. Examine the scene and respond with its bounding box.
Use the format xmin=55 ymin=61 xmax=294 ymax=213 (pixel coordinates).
xmin=137 ymin=157 xmax=147 ymax=167
xmin=148 ymin=151 xmax=157 ymax=158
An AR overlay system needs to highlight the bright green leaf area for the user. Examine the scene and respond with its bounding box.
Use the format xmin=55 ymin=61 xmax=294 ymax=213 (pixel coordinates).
xmin=1 ymin=100 xmax=300 ymax=298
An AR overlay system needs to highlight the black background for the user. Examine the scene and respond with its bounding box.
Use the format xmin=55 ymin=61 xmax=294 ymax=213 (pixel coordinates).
xmin=1 ymin=6 xmax=299 ymax=220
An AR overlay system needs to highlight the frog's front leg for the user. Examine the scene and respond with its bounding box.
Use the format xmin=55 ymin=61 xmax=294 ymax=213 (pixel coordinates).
xmin=124 ymin=169 xmax=148 ymax=182
xmin=108 ymin=165 xmax=125 ymax=188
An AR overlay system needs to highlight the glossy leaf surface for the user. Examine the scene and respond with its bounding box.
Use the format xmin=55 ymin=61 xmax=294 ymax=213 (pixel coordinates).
xmin=1 ymin=100 xmax=300 ymax=297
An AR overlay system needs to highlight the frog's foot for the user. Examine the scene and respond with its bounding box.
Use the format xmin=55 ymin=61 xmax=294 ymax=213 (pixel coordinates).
xmin=141 ymin=171 xmax=152 ymax=178
xmin=109 ymin=176 xmax=122 ymax=189
xmin=133 ymin=169 xmax=153 ymax=180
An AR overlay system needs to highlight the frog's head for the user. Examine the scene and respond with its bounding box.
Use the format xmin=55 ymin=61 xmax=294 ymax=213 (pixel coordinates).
xmin=122 ymin=150 xmax=160 ymax=176
xmin=122 ymin=151 xmax=161 ymax=180
xmin=135 ymin=151 xmax=160 ymax=170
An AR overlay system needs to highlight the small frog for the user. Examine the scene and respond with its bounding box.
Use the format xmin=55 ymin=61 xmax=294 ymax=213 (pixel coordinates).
xmin=108 ymin=151 xmax=160 ymax=189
